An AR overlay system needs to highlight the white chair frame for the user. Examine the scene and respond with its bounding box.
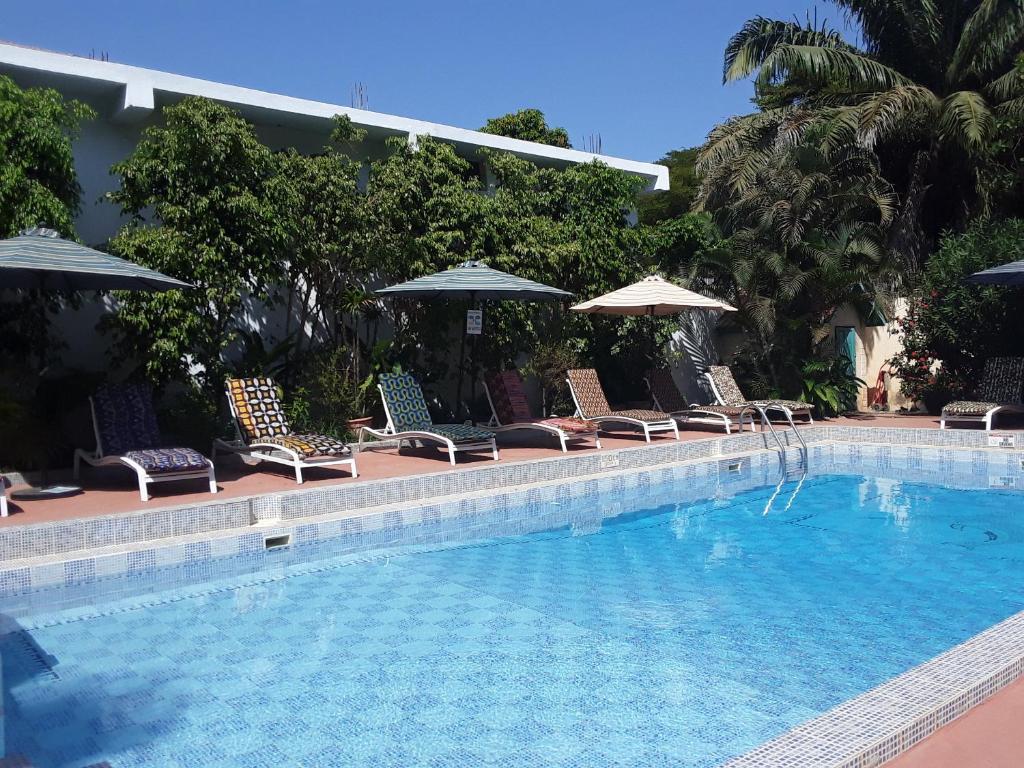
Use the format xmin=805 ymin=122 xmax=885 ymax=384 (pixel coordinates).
xmin=565 ymin=375 xmax=680 ymax=443
xmin=644 ymin=378 xmax=756 ymax=435
xmin=74 ymin=397 xmax=218 ymax=502
xmin=482 ymin=378 xmax=601 ymax=452
xmin=940 ymin=404 xmax=1024 ymax=431
xmin=212 ymin=391 xmax=358 ymax=484
xmin=357 ymin=383 xmax=499 ymax=466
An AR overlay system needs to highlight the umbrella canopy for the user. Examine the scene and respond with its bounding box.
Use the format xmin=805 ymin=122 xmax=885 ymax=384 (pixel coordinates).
xmin=376 ymin=260 xmax=573 ymax=301
xmin=0 ymin=228 xmax=192 ymax=292
xmin=571 ymin=275 xmax=736 ymax=315
xmin=966 ymin=260 xmax=1024 ymax=286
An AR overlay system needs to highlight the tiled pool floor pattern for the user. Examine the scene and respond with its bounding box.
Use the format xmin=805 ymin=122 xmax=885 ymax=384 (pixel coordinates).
xmin=6 ymin=474 xmax=1024 ymax=767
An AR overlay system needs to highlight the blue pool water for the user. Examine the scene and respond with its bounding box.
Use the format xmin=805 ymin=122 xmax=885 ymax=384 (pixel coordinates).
xmin=5 ymin=470 xmax=1024 ymax=767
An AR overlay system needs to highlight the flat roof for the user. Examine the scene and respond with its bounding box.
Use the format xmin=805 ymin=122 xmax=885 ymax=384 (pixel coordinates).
xmin=0 ymin=41 xmax=669 ymax=191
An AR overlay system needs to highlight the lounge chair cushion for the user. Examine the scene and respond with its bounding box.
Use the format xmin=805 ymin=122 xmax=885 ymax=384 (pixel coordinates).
xmin=747 ymin=399 xmax=814 ymax=412
xmin=379 ymin=373 xmax=436 ymax=433
xmin=690 ymin=404 xmax=753 ymax=416
xmin=604 ymin=409 xmax=672 ymax=422
xmin=486 ymin=370 xmax=534 ymax=424
xmin=533 ymin=416 xmax=597 ymax=433
xmin=706 ymin=366 xmax=747 ymax=406
xmin=227 ymin=378 xmax=291 ymax=442
xmin=942 ymin=400 xmax=1001 ymax=416
xmin=426 ymin=424 xmax=496 ymax=443
xmin=124 ymin=447 xmax=210 ymax=474
xmin=975 ymin=357 xmax=1024 ymax=403
xmin=259 ymin=434 xmax=351 ymax=458
xmin=646 ymin=369 xmax=687 ymax=413
xmin=566 ymin=369 xmax=615 ymax=416
xmin=93 ymin=382 xmax=163 ymax=455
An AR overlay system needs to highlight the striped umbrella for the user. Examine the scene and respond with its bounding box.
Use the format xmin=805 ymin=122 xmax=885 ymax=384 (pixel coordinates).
xmin=376 ymin=260 xmax=573 ymax=301
xmin=966 ymin=260 xmax=1024 ymax=287
xmin=571 ymin=275 xmax=736 ymax=315
xmin=377 ymin=260 xmax=573 ymax=417
xmin=0 ymin=228 xmax=192 ymax=291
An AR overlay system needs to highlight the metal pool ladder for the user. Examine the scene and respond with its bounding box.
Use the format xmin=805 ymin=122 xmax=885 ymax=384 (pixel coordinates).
xmin=752 ymin=404 xmax=808 ymax=469
xmin=752 ymin=404 xmax=809 ymax=516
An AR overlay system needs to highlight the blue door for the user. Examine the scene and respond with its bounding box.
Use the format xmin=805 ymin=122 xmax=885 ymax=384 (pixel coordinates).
xmin=835 ymin=326 xmax=856 ymax=371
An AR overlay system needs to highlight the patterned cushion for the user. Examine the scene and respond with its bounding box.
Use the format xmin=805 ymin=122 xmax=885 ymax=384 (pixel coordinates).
xmin=92 ymin=382 xmax=163 ymax=455
xmin=690 ymin=404 xmax=753 ymax=416
xmin=379 ymin=373 xmax=435 ymax=432
xmin=646 ymin=369 xmax=687 ymax=413
xmin=606 ymin=408 xmax=672 ymax=422
xmin=707 ymin=366 xmax=747 ymax=406
xmin=976 ymin=357 xmax=1024 ymax=404
xmin=537 ymin=416 xmax=598 ymax=434
xmin=227 ymin=378 xmax=291 ymax=442
xmin=486 ymin=370 xmax=534 ymax=424
xmin=124 ymin=447 xmax=209 ymax=474
xmin=261 ymin=434 xmax=350 ymax=458
xmin=747 ymin=399 xmax=814 ymax=412
xmin=427 ymin=424 xmax=495 ymax=442
xmin=942 ymin=400 xmax=1001 ymax=416
xmin=566 ymin=369 xmax=613 ymax=417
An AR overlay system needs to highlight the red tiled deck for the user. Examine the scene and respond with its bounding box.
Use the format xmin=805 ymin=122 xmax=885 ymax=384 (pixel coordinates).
xmin=1 ymin=412 xmax=943 ymax=526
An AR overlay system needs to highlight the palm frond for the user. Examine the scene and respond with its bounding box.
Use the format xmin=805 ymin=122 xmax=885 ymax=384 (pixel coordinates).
xmin=938 ymin=90 xmax=996 ymax=152
xmin=856 ymin=85 xmax=940 ymax=148
xmin=949 ymin=0 xmax=1024 ymax=82
xmin=756 ymin=44 xmax=913 ymax=93
xmin=987 ymin=65 xmax=1024 ymax=103
xmin=723 ymin=16 xmax=853 ymax=83
xmin=996 ymin=94 xmax=1024 ymax=118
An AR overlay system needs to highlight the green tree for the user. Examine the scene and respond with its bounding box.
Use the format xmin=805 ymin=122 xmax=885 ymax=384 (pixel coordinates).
xmin=0 ymin=74 xmax=93 ymax=366
xmin=0 ymin=74 xmax=93 ymax=237
xmin=891 ymin=218 xmax=1024 ymax=400
xmin=712 ymin=2 xmax=1024 ymax=268
xmin=694 ymin=140 xmax=897 ymax=396
xmin=637 ymin=148 xmax=700 ymax=224
xmin=105 ymin=97 xmax=286 ymax=393
xmin=480 ymin=108 xmax=571 ymax=148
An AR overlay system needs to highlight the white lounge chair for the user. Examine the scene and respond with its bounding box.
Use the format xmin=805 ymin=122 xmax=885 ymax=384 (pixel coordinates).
xmin=483 ymin=369 xmax=600 ymax=451
xmin=565 ymin=368 xmax=679 ymax=442
xmin=941 ymin=357 xmax=1024 ymax=431
xmin=644 ymin=368 xmax=758 ymax=434
xmin=704 ymin=365 xmax=815 ymax=424
xmin=213 ymin=377 xmax=357 ymax=483
xmin=74 ymin=382 xmax=218 ymax=501
xmin=358 ymin=373 xmax=498 ymax=465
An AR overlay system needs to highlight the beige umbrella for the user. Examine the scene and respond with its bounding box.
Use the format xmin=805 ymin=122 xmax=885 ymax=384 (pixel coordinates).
xmin=571 ymin=275 xmax=736 ymax=315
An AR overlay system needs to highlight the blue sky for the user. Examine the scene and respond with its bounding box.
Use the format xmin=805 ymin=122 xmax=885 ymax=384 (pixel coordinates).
xmin=4 ymin=0 xmax=845 ymax=162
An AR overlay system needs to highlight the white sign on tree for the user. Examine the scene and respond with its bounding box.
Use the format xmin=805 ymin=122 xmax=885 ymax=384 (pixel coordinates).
xmin=466 ymin=309 xmax=482 ymax=335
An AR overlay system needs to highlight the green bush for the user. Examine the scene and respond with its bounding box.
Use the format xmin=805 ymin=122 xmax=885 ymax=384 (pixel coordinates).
xmin=891 ymin=219 xmax=1024 ymax=399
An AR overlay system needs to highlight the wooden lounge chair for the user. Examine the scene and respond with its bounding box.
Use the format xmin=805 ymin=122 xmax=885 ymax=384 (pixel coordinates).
xmin=214 ymin=377 xmax=357 ymax=483
xmin=941 ymin=357 xmax=1024 ymax=431
xmin=74 ymin=382 xmax=218 ymax=501
xmin=565 ymin=368 xmax=679 ymax=442
xmin=704 ymin=365 xmax=815 ymax=424
xmin=483 ymin=370 xmax=601 ymax=451
xmin=358 ymin=373 xmax=498 ymax=465
xmin=644 ymin=368 xmax=757 ymax=434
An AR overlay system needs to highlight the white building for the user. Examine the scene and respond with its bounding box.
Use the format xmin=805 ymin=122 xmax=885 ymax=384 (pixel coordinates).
xmin=0 ymin=42 xmax=668 ymax=248
xmin=0 ymin=42 xmax=669 ymax=375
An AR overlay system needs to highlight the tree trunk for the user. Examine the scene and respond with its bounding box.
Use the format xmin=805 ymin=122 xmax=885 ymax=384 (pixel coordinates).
xmin=888 ymin=145 xmax=938 ymax=273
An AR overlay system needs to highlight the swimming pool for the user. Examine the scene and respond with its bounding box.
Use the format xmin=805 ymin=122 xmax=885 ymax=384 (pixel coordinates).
xmin=5 ymin=460 xmax=1024 ymax=767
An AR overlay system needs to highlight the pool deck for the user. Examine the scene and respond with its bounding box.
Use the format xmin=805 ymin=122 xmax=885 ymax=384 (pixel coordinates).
xmin=4 ymin=409 xmax=1024 ymax=768
xmin=0 ymin=412 xmax=943 ymax=527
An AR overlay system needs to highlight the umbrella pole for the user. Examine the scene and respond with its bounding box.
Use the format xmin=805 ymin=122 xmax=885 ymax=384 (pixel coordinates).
xmin=455 ymin=315 xmax=467 ymax=421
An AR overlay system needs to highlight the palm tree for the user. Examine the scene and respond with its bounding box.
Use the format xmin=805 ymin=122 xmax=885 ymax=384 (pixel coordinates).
xmin=704 ymin=1 xmax=1024 ymax=268
xmin=693 ymin=140 xmax=897 ymax=392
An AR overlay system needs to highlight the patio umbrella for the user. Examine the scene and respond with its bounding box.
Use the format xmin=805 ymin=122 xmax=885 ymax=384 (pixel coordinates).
xmin=965 ymin=260 xmax=1024 ymax=286
xmin=0 ymin=227 xmax=191 ymax=498
xmin=571 ymin=275 xmax=737 ymax=315
xmin=376 ymin=260 xmax=573 ymax=415
xmin=0 ymin=227 xmax=192 ymax=292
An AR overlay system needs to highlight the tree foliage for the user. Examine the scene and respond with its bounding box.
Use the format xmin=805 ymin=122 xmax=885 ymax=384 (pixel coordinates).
xmin=890 ymin=218 xmax=1024 ymax=402
xmin=480 ymin=108 xmax=571 ymax=148
xmin=105 ymin=97 xmax=288 ymax=392
xmin=713 ymin=2 xmax=1024 ymax=268
xmin=637 ymin=148 xmax=700 ymax=225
